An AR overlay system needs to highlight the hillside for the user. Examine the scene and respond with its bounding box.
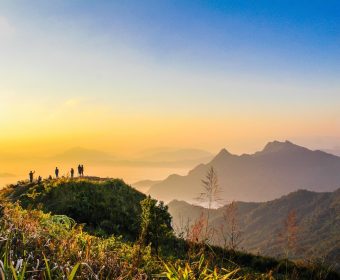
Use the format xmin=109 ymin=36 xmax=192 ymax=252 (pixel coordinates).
xmin=168 ymin=188 xmax=340 ymax=271
xmin=149 ymin=140 xmax=340 ymax=203
xmin=1 ymin=177 xmax=147 ymax=240
xmin=0 ymin=177 xmax=338 ymax=279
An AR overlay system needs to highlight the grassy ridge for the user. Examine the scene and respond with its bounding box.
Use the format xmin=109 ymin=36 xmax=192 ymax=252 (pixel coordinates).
xmin=0 ymin=178 xmax=338 ymax=279
xmin=2 ymin=177 xmax=146 ymax=239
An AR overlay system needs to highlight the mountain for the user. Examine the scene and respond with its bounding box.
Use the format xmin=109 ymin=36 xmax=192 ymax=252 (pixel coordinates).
xmin=0 ymin=172 xmax=15 ymax=178
xmin=2 ymin=179 xmax=337 ymax=279
xmin=51 ymin=147 xmax=115 ymax=163
xmin=168 ymin=188 xmax=340 ymax=270
xmin=323 ymin=148 xmax=340 ymax=157
xmin=149 ymin=140 xmax=340 ymax=203
xmin=51 ymin=147 xmax=212 ymax=168
xmin=132 ymin=179 xmax=162 ymax=193
xmin=137 ymin=148 xmax=213 ymax=164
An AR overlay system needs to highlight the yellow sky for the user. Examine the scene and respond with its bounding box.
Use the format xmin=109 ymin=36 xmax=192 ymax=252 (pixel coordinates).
xmin=1 ymin=2 xmax=340 ymax=185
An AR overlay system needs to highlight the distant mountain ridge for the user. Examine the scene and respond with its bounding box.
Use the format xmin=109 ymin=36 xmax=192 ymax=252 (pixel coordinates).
xmin=50 ymin=147 xmax=213 ymax=168
xmin=149 ymin=140 xmax=340 ymax=203
xmin=168 ymin=188 xmax=340 ymax=270
xmin=132 ymin=179 xmax=162 ymax=193
xmin=0 ymin=172 xmax=15 ymax=178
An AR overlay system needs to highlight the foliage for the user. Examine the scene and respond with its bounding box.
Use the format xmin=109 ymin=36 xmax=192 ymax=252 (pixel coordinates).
xmin=0 ymin=178 xmax=338 ymax=279
xmin=161 ymin=255 xmax=242 ymax=280
xmin=219 ymin=201 xmax=243 ymax=251
xmin=1 ymin=178 xmax=147 ymax=240
xmin=139 ymin=196 xmax=173 ymax=254
xmin=0 ymin=202 xmax=155 ymax=279
xmin=169 ymin=189 xmax=340 ymax=271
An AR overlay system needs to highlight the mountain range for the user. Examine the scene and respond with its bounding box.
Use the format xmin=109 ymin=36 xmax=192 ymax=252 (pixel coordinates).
xmin=51 ymin=147 xmax=213 ymax=168
xmin=149 ymin=141 xmax=340 ymax=203
xmin=132 ymin=179 xmax=162 ymax=193
xmin=168 ymin=188 xmax=340 ymax=270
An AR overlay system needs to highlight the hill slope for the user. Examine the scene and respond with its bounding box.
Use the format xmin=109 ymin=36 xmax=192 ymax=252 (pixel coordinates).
xmin=168 ymin=188 xmax=340 ymax=270
xmin=149 ymin=140 xmax=340 ymax=203
xmin=1 ymin=177 xmax=146 ymax=240
xmin=1 ymin=178 xmax=339 ymax=279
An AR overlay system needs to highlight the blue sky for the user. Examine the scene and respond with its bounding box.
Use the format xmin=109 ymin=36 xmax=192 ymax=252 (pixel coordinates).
xmin=0 ymin=0 xmax=339 ymax=154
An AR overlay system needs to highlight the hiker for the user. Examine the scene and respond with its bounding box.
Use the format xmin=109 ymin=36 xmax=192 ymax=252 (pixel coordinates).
xmin=55 ymin=167 xmax=59 ymax=178
xmin=78 ymin=164 xmax=81 ymax=177
xmin=81 ymin=165 xmax=84 ymax=177
xmin=70 ymin=168 xmax=74 ymax=179
xmin=29 ymin=170 xmax=35 ymax=183
xmin=37 ymin=176 xmax=42 ymax=183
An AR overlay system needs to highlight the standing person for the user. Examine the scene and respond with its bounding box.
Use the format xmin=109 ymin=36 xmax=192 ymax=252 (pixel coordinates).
xmin=78 ymin=164 xmax=81 ymax=177
xmin=70 ymin=168 xmax=74 ymax=179
xmin=37 ymin=176 xmax=42 ymax=183
xmin=81 ymin=165 xmax=84 ymax=177
xmin=55 ymin=167 xmax=59 ymax=178
xmin=29 ymin=170 xmax=35 ymax=183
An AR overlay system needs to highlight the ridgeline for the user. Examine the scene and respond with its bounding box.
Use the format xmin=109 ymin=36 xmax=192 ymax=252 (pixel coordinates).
xmin=0 ymin=177 xmax=338 ymax=279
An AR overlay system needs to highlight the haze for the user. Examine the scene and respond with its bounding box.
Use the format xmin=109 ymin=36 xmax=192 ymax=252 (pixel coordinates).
xmin=1 ymin=1 xmax=339 ymax=185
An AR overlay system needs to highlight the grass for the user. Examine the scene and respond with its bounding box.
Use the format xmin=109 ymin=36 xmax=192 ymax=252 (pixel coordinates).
xmin=0 ymin=178 xmax=338 ymax=279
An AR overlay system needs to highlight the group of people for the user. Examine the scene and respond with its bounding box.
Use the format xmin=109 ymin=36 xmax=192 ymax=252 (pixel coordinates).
xmin=28 ymin=164 xmax=85 ymax=183
xmin=69 ymin=165 xmax=85 ymax=178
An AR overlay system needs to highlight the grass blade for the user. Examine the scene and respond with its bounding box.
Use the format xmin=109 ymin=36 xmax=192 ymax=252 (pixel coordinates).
xmin=43 ymin=253 xmax=52 ymax=280
xmin=68 ymin=263 xmax=81 ymax=280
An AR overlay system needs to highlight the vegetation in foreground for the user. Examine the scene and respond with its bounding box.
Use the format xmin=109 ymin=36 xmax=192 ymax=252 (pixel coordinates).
xmin=0 ymin=178 xmax=338 ymax=279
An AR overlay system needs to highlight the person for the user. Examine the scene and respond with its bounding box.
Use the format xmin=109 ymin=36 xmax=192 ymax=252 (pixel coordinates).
xmin=29 ymin=170 xmax=35 ymax=183
xmin=78 ymin=164 xmax=81 ymax=177
xmin=48 ymin=175 xmax=52 ymax=180
xmin=70 ymin=168 xmax=74 ymax=179
xmin=81 ymin=165 xmax=84 ymax=177
xmin=55 ymin=167 xmax=59 ymax=178
xmin=37 ymin=176 xmax=42 ymax=183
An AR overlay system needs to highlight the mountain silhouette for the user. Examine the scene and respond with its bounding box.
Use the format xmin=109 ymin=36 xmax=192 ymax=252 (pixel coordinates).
xmin=148 ymin=140 xmax=340 ymax=202
xmin=132 ymin=179 xmax=162 ymax=193
xmin=137 ymin=148 xmax=213 ymax=162
xmin=52 ymin=147 xmax=115 ymax=163
xmin=168 ymin=188 xmax=340 ymax=270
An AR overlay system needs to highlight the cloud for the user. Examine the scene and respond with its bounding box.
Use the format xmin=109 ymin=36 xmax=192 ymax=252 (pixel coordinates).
xmin=0 ymin=16 xmax=15 ymax=37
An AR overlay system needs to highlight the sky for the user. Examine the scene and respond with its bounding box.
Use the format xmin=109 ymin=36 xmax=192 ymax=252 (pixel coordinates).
xmin=0 ymin=0 xmax=340 ymax=182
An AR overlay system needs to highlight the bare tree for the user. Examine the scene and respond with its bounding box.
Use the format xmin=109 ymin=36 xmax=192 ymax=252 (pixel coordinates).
xmin=174 ymin=214 xmax=191 ymax=240
xmin=285 ymin=209 xmax=299 ymax=256
xmin=187 ymin=212 xmax=207 ymax=244
xmin=278 ymin=209 xmax=299 ymax=259
xmin=197 ymin=166 xmax=222 ymax=242
xmin=219 ymin=201 xmax=243 ymax=250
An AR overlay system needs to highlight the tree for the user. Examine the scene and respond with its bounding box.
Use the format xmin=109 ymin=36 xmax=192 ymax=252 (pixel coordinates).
xmin=187 ymin=212 xmax=207 ymax=244
xmin=219 ymin=201 xmax=243 ymax=250
xmin=279 ymin=209 xmax=299 ymax=259
xmin=197 ymin=166 xmax=222 ymax=241
xmin=139 ymin=196 xmax=173 ymax=254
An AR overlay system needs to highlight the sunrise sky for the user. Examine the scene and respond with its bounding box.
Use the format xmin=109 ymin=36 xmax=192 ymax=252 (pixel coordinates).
xmin=1 ymin=0 xmax=340 ymax=183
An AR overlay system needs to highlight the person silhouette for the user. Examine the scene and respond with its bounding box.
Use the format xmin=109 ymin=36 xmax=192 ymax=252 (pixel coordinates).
xmin=70 ymin=168 xmax=74 ymax=179
xmin=29 ymin=171 xmax=35 ymax=183
xmin=37 ymin=176 xmax=42 ymax=183
xmin=78 ymin=164 xmax=81 ymax=177
xmin=55 ymin=167 xmax=59 ymax=178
